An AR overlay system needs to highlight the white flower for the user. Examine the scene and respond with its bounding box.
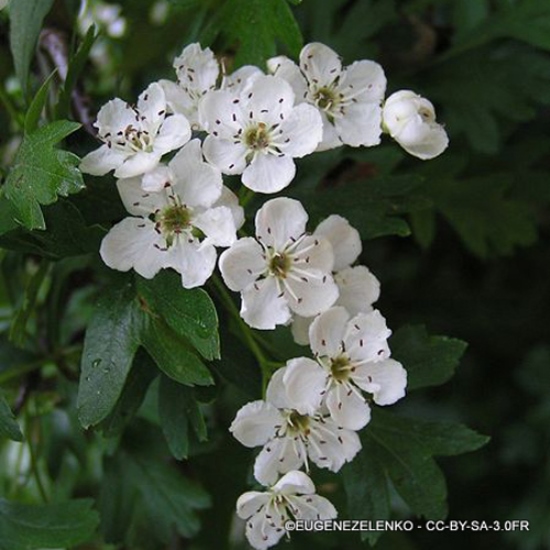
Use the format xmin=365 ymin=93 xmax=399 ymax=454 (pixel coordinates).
xmin=268 ymin=42 xmax=387 ymax=151
xmin=80 ymin=82 xmax=190 ymax=178
xmin=100 ymin=139 xmax=242 ymax=288
xmin=219 ymin=197 xmax=339 ymax=330
xmin=284 ymin=307 xmax=407 ymax=431
xmin=199 ymin=75 xmax=323 ymax=193
xmin=160 ymin=43 xmax=220 ymax=130
xmin=382 ymin=90 xmax=449 ymax=160
xmin=291 ymin=215 xmax=380 ymax=345
xmin=221 ymin=65 xmax=264 ymax=93
xmin=230 ymin=366 xmax=361 ymax=485
xmin=236 ymin=470 xmax=337 ymax=550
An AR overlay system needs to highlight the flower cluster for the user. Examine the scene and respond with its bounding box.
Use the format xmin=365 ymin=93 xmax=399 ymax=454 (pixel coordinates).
xmin=80 ymin=41 xmax=447 ymax=549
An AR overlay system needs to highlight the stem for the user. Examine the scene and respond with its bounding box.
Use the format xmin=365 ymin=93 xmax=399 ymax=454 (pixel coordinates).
xmin=239 ymin=186 xmax=256 ymax=209
xmin=25 ymin=404 xmax=48 ymax=502
xmin=211 ymin=274 xmax=275 ymax=395
xmin=0 ymin=86 xmax=23 ymax=129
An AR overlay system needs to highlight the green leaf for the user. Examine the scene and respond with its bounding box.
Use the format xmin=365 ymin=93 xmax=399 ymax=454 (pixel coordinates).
xmin=413 ymin=155 xmax=538 ymax=257
xmin=159 ymin=375 xmax=208 ymax=460
xmin=0 ymin=497 xmax=98 ymax=550
xmin=344 ymin=410 xmax=489 ymax=542
xmin=100 ymin=450 xmax=210 ymax=546
xmin=8 ymin=0 xmax=55 ymax=97
xmin=137 ymin=271 xmax=219 ymax=360
xmin=292 ymin=175 xmax=427 ymax=240
xmin=3 ymin=120 xmax=84 ymax=231
xmin=201 ymin=0 xmax=302 ymax=67
xmin=142 ymin=319 xmax=214 ymax=387
xmin=98 ymin=350 xmax=158 ymax=437
xmin=77 ymin=281 xmax=145 ymax=428
xmin=391 ymin=325 xmax=467 ymax=391
xmin=24 ymin=70 xmax=57 ymax=133
xmin=0 ymin=391 xmax=23 ymax=442
xmin=9 ymin=258 xmax=49 ymax=346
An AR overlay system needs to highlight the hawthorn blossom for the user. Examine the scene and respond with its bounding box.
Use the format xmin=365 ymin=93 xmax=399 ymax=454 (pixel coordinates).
xmin=268 ymin=42 xmax=386 ymax=151
xmin=100 ymin=139 xmax=242 ymax=288
xmin=199 ymin=75 xmax=323 ymax=193
xmin=237 ymin=470 xmax=337 ymax=550
xmin=219 ymin=197 xmax=338 ymax=329
xmin=292 ymin=215 xmax=380 ymax=345
xmin=382 ymin=90 xmax=449 ymax=160
xmin=230 ymin=365 xmax=361 ymax=485
xmin=283 ymin=307 xmax=407 ymax=431
xmin=80 ymin=82 xmax=190 ymax=178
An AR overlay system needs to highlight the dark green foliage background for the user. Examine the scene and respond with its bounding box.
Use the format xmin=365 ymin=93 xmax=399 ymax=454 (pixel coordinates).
xmin=1 ymin=0 xmax=550 ymax=549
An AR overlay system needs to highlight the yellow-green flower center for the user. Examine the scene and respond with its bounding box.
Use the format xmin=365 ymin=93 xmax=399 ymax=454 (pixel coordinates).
xmin=330 ymin=354 xmax=351 ymax=382
xmin=286 ymin=410 xmax=310 ymax=435
xmin=156 ymin=204 xmax=191 ymax=246
xmin=244 ymin=122 xmax=271 ymax=150
xmin=315 ymin=87 xmax=338 ymax=111
xmin=268 ymin=252 xmax=291 ymax=278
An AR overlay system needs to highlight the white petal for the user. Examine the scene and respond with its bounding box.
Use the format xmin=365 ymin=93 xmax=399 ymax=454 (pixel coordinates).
xmin=222 ymin=65 xmax=264 ymax=93
xmin=99 ymin=217 xmax=167 ymax=279
xmin=309 ymin=420 xmax=361 ymax=472
xmin=399 ymin=124 xmax=449 ymax=160
xmin=169 ymin=139 xmax=222 ymax=207
xmin=236 ymin=491 xmax=270 ymax=520
xmin=214 ymin=187 xmax=245 ymax=230
xmin=303 ymin=495 xmax=338 ymax=520
xmin=95 ymin=97 xmax=136 ymax=137
xmin=117 ymin=176 xmax=168 ymax=216
xmin=265 ymin=367 xmax=292 ymax=409
xmin=193 ymin=206 xmax=237 ymax=247
xmin=325 ymin=384 xmax=371 ymax=430
xmin=140 ymin=165 xmax=174 ymax=193
xmin=344 ymin=310 xmax=391 ymax=363
xmin=241 ymin=277 xmax=291 ymax=330
xmin=276 ymin=103 xmax=323 ymax=158
xmin=255 ymin=197 xmax=308 ymax=250
xmin=284 ymin=275 xmax=339 ymax=318
xmin=229 ymin=400 xmax=281 ymax=447
xmin=174 ymin=43 xmax=219 ymax=94
xmin=300 ymin=43 xmax=342 ymax=86
xmin=308 ymin=306 xmax=349 ymax=358
xmin=340 ymin=60 xmax=386 ymax=103
xmin=290 ymin=315 xmax=313 ymax=346
xmin=153 ymin=114 xmax=191 ymax=155
xmin=273 ymin=470 xmax=315 ymax=495
xmin=219 ymin=238 xmax=266 ymax=292
xmin=137 ymin=82 xmax=167 ymax=131
xmin=80 ymin=145 xmax=127 ymax=176
xmin=267 ymin=55 xmax=308 ymax=101
xmin=254 ymin=437 xmax=303 ymax=486
xmin=282 ymin=358 xmax=326 ymax=415
xmin=293 ymin=235 xmax=334 ymax=276
xmin=335 ymin=101 xmax=382 ymax=147
xmin=316 ymin=111 xmax=343 ymax=152
xmin=245 ymin=508 xmax=286 ymax=550
xmin=353 ymin=358 xmax=407 ymax=405
xmin=113 ymin=151 xmax=162 ymax=179
xmin=198 ymin=89 xmax=243 ymax=136
xmin=202 ymin=135 xmax=248 ymax=175
xmin=158 ymin=79 xmax=194 ymax=117
xmin=242 ymin=154 xmax=296 ymax=194
xmin=335 ymin=265 xmax=380 ymax=316
xmin=246 ymin=75 xmax=295 ymax=126
xmin=165 ymin=238 xmax=217 ymax=288
xmin=315 ymin=215 xmax=361 ymax=271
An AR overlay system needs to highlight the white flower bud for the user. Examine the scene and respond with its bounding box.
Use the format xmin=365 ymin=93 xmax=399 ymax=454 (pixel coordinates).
xmin=382 ymin=90 xmax=448 ymax=160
